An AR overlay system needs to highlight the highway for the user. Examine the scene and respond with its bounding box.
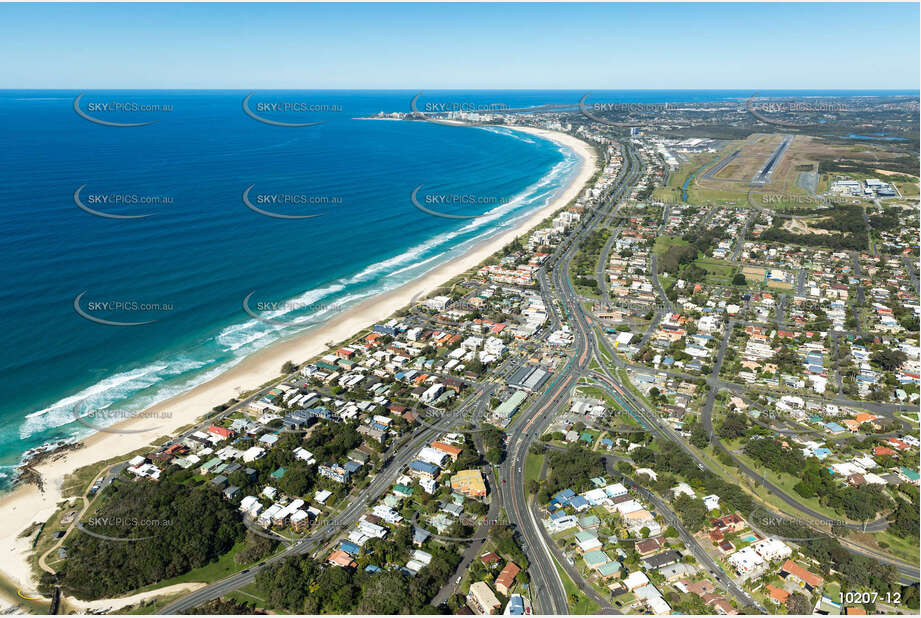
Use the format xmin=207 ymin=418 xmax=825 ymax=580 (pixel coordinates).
xmin=156 ymin=127 xmax=917 ymax=615
xmin=497 ymin=139 xmax=644 ymax=614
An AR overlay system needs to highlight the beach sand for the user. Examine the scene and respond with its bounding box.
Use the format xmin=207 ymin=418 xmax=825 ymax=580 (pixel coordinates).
xmin=0 ymin=126 xmax=597 ymax=593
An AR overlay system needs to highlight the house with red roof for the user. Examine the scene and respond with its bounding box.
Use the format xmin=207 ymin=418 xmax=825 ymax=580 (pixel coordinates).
xmin=779 ymin=559 xmax=824 ymax=590
xmin=495 ymin=562 xmax=520 ymax=596
xmin=766 ymin=585 xmax=789 ymax=604
xmin=207 ymin=425 xmax=233 ymax=440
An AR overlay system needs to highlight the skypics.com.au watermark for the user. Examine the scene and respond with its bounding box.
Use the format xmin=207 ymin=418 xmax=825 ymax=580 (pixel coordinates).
xmin=745 ymin=93 xmax=851 ymax=128
xmin=408 ymin=92 xmax=572 ymax=126
xmin=411 ymin=185 xmax=513 ymax=220
xmin=242 ymin=185 xmax=342 ymax=219
xmin=242 ymin=291 xmax=344 ymax=328
xmin=74 ymin=184 xmax=174 ymax=219
xmin=72 ymin=405 xmax=174 ymax=434
xmin=77 ymin=516 xmax=172 ymax=542
xmin=73 ymin=291 xmax=175 ymax=326
xmin=242 ymin=93 xmax=342 ymax=127
xmin=74 ymin=93 xmax=173 ymax=127
xmin=759 ymin=193 xmax=827 ymax=205
xmin=579 ymin=93 xmax=674 ymax=127
xmin=749 ymin=508 xmax=846 ymax=542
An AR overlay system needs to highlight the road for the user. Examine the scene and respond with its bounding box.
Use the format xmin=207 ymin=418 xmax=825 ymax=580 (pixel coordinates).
xmin=498 ymin=139 xmax=644 ymax=613
xmin=155 ymin=128 xmax=917 ymax=615
xmin=649 ymin=254 xmax=674 ymax=313
xmin=159 ymin=400 xmax=482 ymax=614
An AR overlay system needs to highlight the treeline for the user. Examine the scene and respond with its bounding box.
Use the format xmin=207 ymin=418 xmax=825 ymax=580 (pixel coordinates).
xmin=761 ymin=226 xmax=867 ymax=251
xmin=658 ymin=243 xmax=697 ymax=274
xmin=743 ymin=437 xmax=892 ymax=522
xmin=808 ymin=204 xmax=867 ymax=235
xmin=632 ymin=440 xmax=899 ymax=590
xmin=818 ymin=156 xmax=918 ymax=178
xmin=570 ymin=228 xmax=612 ymax=283
xmin=254 ymin=539 xmax=460 ymax=614
xmin=183 ymin=599 xmax=265 ymax=614
xmin=537 ymin=445 xmax=605 ymax=503
xmin=58 ymin=479 xmax=243 ymax=599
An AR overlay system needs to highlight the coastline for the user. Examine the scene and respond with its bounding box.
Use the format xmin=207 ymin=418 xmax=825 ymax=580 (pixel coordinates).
xmin=0 ymin=126 xmax=597 ymax=594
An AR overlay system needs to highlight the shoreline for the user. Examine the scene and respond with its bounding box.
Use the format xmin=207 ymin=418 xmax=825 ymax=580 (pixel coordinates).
xmin=0 ymin=126 xmax=597 ymax=593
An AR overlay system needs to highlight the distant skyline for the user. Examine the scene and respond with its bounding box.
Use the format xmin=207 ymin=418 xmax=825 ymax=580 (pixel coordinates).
xmin=0 ymin=2 xmax=919 ymax=90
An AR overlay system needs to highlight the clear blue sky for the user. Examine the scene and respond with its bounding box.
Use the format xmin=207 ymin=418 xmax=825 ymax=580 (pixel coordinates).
xmin=1 ymin=2 xmax=918 ymax=89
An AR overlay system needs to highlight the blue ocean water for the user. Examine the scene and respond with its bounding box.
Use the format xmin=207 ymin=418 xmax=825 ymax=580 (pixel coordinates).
xmin=0 ymin=89 xmax=913 ymax=488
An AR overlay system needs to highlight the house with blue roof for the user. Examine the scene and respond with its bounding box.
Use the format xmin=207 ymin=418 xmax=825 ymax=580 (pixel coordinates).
xmin=824 ymin=421 xmax=846 ymax=433
xmin=409 ymin=460 xmax=440 ymax=479
xmin=340 ymin=540 xmax=361 ymax=556
xmin=505 ymin=595 xmax=525 ymax=615
xmin=569 ymin=496 xmax=590 ymax=512
xmin=307 ymin=406 xmax=337 ymax=422
xmin=553 ymin=488 xmax=576 ymax=504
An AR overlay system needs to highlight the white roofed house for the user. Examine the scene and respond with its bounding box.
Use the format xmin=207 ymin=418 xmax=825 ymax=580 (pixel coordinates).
xmin=258 ymin=504 xmax=282 ymax=528
xmin=727 ymin=545 xmax=765 ymax=578
xmin=750 ymin=537 xmax=791 ymax=562
xmin=702 ymin=494 xmax=721 ymax=511
xmin=420 ymin=383 xmax=445 ymax=403
xmin=372 ymin=505 xmax=403 ymax=525
xmin=417 ymin=446 xmax=450 ymax=468
xmin=242 ymin=446 xmax=266 ymax=462
xmin=239 ymin=495 xmax=263 ymax=518
xmin=622 ymin=571 xmax=650 ymax=591
xmin=292 ymin=446 xmax=316 ymax=464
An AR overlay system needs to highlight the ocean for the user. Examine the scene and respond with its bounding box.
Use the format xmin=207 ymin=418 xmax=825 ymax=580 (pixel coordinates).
xmin=0 ymin=89 xmax=912 ymax=488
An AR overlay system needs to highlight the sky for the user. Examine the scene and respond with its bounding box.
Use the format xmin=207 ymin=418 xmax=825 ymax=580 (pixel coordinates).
xmin=0 ymin=2 xmax=918 ymax=89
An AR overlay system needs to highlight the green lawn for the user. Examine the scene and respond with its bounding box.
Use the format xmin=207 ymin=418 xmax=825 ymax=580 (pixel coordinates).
xmin=693 ymin=258 xmax=738 ymax=284
xmin=524 ymin=453 xmax=545 ymax=487
xmin=824 ymin=581 xmax=841 ymax=604
xmin=653 ymin=235 xmax=691 ymax=257
xmin=552 ymin=555 xmax=600 ymax=615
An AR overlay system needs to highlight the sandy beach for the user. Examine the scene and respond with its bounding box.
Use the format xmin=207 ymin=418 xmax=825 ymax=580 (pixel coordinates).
xmin=0 ymin=126 xmax=597 ymax=596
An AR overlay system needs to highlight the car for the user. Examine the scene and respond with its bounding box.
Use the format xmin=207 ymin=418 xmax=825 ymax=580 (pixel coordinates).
xmin=241 ymin=569 xmax=250 ymax=574
xmin=456 ymin=576 xmax=462 ymax=584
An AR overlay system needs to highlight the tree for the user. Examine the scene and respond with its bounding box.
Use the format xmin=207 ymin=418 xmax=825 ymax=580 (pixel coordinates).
xmin=673 ymin=495 xmax=708 ymax=532
xmin=786 ymin=592 xmax=811 ymax=615
xmin=732 ymin=273 xmax=747 ymax=286
xmin=281 ymin=360 xmax=297 ymax=374
xmin=871 ymin=349 xmax=907 ymax=372
xmin=690 ymin=423 xmax=710 ymax=449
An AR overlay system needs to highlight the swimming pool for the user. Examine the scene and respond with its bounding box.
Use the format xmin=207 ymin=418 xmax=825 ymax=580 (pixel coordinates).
xmin=741 ymin=534 xmax=758 ymax=543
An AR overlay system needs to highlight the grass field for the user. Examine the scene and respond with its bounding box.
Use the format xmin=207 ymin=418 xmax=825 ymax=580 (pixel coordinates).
xmin=653 ymin=235 xmax=691 ymax=257
xmin=552 ymin=556 xmax=600 ymax=615
xmin=692 ymin=258 xmax=739 ymax=285
xmin=525 ymin=451 xmax=545 ymax=489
